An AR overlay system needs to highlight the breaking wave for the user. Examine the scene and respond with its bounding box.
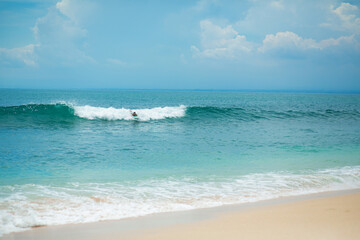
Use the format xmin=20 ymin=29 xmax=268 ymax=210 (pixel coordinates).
xmin=0 ymin=103 xmax=186 ymax=122
xmin=74 ymin=105 xmax=186 ymax=121
xmin=1 ymin=103 xmax=359 ymax=124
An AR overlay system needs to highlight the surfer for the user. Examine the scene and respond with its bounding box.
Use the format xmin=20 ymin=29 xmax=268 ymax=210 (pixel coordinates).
xmin=131 ymin=111 xmax=138 ymax=117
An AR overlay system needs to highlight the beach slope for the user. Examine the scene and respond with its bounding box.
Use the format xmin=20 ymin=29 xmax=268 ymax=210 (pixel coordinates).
xmin=133 ymin=191 xmax=360 ymax=240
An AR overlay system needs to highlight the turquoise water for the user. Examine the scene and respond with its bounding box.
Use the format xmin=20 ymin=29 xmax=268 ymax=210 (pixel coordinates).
xmin=1 ymin=89 xmax=360 ymax=235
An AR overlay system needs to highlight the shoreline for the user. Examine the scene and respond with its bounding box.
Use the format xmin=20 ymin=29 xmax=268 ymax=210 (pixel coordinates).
xmin=3 ymin=188 xmax=360 ymax=240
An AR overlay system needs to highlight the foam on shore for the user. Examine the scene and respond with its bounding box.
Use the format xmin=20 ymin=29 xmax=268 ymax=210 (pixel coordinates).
xmin=1 ymin=165 xmax=359 ymax=236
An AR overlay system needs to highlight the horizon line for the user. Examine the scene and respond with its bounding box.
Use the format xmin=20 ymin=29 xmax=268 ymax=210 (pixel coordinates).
xmin=0 ymin=87 xmax=359 ymax=94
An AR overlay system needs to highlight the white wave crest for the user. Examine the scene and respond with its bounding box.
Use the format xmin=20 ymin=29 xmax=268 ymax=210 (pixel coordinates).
xmin=73 ymin=105 xmax=186 ymax=121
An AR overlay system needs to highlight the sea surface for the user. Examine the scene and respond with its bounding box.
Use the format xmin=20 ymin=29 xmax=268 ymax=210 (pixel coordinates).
xmin=1 ymin=89 xmax=360 ymax=236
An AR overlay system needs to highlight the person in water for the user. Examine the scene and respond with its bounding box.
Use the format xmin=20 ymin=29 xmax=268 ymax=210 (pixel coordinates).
xmin=132 ymin=111 xmax=138 ymax=117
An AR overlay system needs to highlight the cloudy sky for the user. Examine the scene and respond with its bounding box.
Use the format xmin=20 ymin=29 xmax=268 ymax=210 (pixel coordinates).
xmin=0 ymin=0 xmax=360 ymax=91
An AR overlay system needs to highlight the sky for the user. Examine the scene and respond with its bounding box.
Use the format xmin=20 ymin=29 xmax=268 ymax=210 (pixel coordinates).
xmin=0 ymin=0 xmax=360 ymax=91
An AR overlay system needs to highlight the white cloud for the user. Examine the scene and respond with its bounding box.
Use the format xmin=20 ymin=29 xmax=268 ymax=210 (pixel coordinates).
xmin=318 ymin=35 xmax=356 ymax=49
xmin=191 ymin=21 xmax=358 ymax=59
xmin=260 ymin=31 xmax=316 ymax=52
xmin=33 ymin=8 xmax=87 ymax=44
xmin=30 ymin=0 xmax=94 ymax=65
xmin=56 ymin=0 xmax=75 ymax=20
xmin=56 ymin=0 xmax=95 ymax=24
xmin=0 ymin=44 xmax=38 ymax=66
xmin=0 ymin=0 xmax=96 ymax=67
xmin=332 ymin=2 xmax=358 ymax=22
xmin=191 ymin=20 xmax=254 ymax=59
xmin=234 ymin=0 xmax=298 ymax=37
xmin=259 ymin=31 xmax=356 ymax=53
xmin=331 ymin=2 xmax=360 ymax=34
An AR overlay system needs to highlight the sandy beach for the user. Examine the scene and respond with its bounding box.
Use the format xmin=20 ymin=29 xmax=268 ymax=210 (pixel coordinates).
xmin=3 ymin=189 xmax=360 ymax=240
xmin=133 ymin=190 xmax=360 ymax=240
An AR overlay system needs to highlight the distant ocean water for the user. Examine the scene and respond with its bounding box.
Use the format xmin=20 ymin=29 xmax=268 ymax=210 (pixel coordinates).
xmin=1 ymin=89 xmax=360 ymax=236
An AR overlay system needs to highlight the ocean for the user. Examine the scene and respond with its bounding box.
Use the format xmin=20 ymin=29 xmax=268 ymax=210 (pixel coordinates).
xmin=1 ymin=89 xmax=360 ymax=236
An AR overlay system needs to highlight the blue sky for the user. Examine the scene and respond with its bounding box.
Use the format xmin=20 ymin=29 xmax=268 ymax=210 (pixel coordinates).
xmin=0 ymin=0 xmax=360 ymax=91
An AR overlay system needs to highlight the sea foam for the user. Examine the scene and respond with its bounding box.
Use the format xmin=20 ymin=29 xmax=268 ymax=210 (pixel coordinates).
xmin=73 ymin=105 xmax=186 ymax=121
